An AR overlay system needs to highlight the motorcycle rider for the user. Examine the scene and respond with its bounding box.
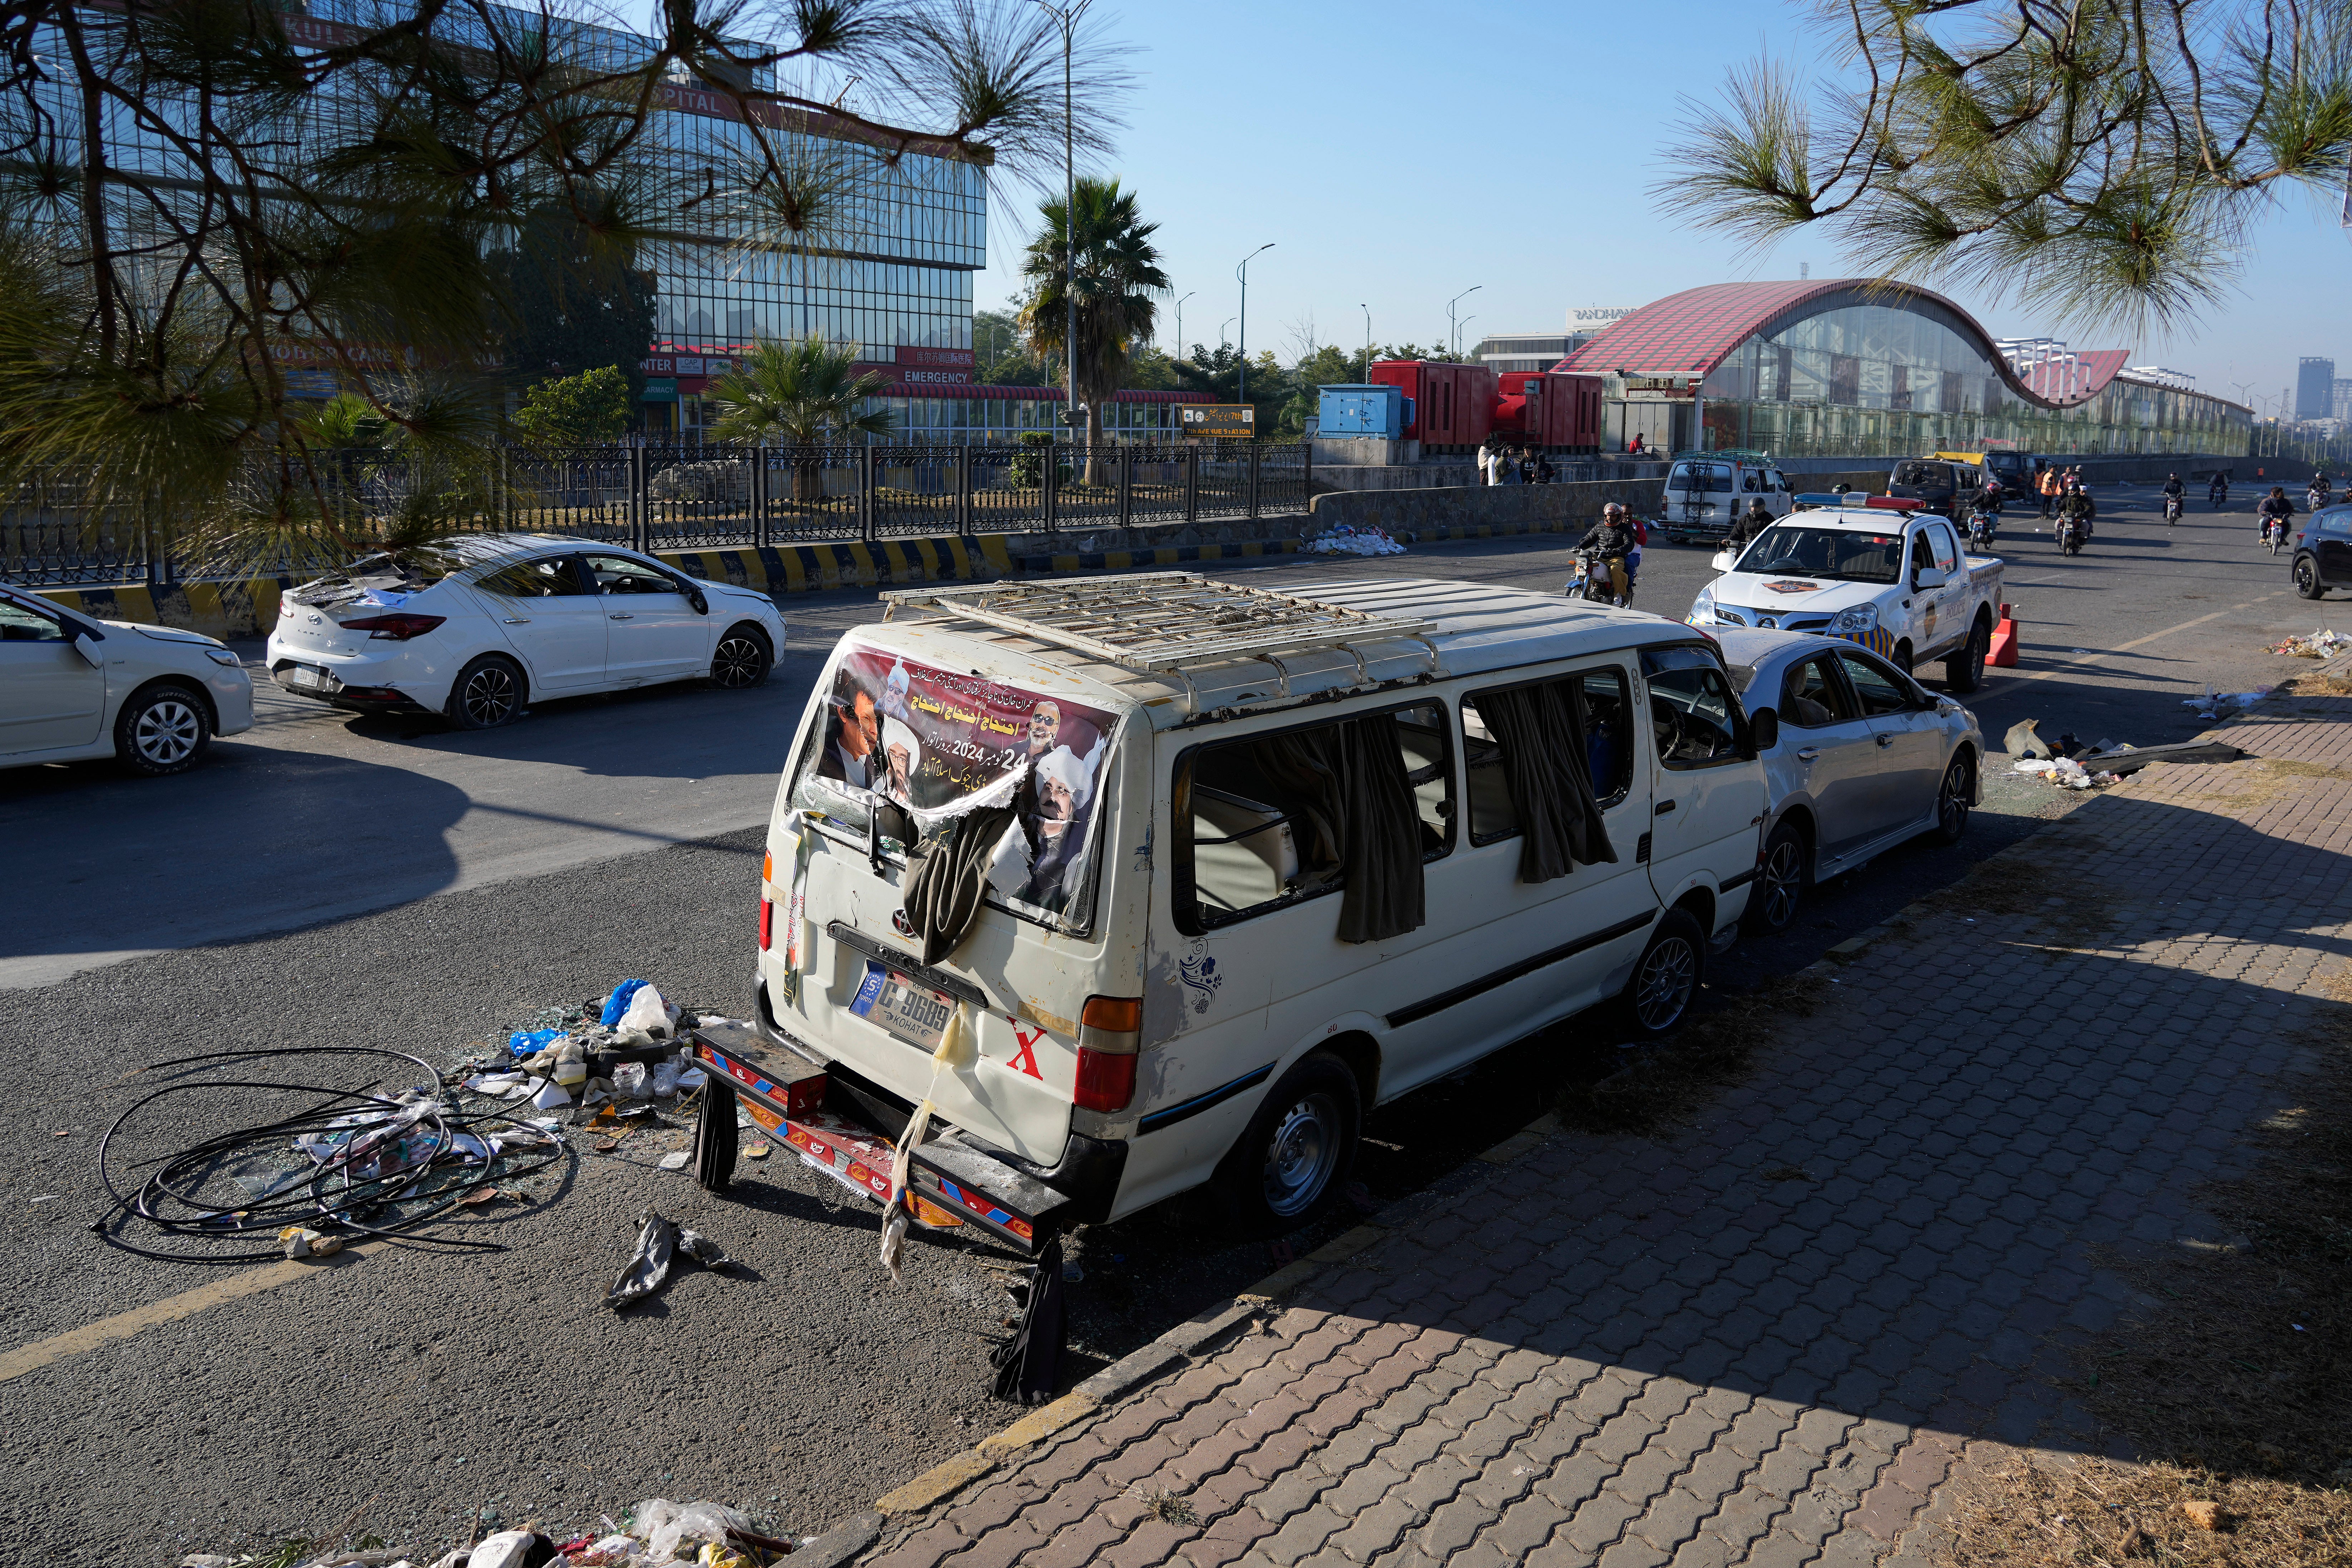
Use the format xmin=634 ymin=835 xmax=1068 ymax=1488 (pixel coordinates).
xmin=2258 ymin=486 xmax=2296 ymax=548
xmin=2161 ymin=471 xmax=2185 ymax=524
xmin=1576 ymin=503 xmax=1638 ymax=604
xmin=1969 ymin=481 xmax=2002 ymax=545
xmin=1728 ymin=497 xmax=1774 ymax=551
xmin=2057 ymin=484 xmax=2096 ymax=550
xmin=2208 ymin=471 xmax=2229 ymax=509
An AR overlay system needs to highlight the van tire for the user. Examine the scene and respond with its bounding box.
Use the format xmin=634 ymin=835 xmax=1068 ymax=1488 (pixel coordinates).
xmin=1621 ymin=908 xmax=1705 ymax=1039
xmin=693 ymin=1077 xmax=737 ymax=1192
xmin=1208 ymin=1052 xmax=1360 ymax=1238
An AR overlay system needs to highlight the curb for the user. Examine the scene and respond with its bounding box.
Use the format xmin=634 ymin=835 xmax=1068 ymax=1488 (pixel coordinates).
xmin=807 ymin=1110 xmax=1571 ymax=1560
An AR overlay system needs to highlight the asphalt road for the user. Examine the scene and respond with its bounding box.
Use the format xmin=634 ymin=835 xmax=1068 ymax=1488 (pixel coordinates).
xmin=2 ymin=479 xmax=2330 ymax=1560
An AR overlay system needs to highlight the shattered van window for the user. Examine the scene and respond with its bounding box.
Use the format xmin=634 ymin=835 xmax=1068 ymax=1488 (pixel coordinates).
xmin=789 ymin=647 xmax=1120 ymax=930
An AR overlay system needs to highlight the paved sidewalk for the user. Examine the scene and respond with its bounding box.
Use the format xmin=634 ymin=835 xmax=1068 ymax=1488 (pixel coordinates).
xmin=862 ymin=680 xmax=2352 ymax=1568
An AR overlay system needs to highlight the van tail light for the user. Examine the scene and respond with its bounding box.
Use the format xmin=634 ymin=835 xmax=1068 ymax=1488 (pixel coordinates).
xmin=337 ymin=613 xmax=446 ymax=641
xmin=759 ymin=897 xmax=774 ymax=951
xmin=1074 ymin=1049 xmax=1137 ymax=1113
xmin=1074 ymin=995 xmax=1142 ymax=1113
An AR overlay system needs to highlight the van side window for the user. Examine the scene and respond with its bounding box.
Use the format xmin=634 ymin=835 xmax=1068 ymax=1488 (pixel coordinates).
xmin=1180 ymin=701 xmax=1444 ymax=939
xmin=1642 ymin=648 xmax=1748 ymax=768
xmin=1460 ymin=673 xmax=1626 ymax=883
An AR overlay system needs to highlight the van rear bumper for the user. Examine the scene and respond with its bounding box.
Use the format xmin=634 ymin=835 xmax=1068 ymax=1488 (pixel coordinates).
xmin=752 ymin=977 xmax=1129 ymax=1229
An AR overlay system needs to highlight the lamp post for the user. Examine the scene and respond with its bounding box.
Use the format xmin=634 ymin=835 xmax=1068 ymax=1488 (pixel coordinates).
xmin=1446 ymin=285 xmax=1481 ymax=358
xmin=1235 ymin=244 xmax=1273 ymax=409
xmin=1173 ymin=290 xmax=1195 ymax=360
xmin=1361 ymin=303 xmax=1371 ymax=380
xmin=1220 ymin=318 xmax=1235 ymax=349
xmin=1035 ymin=0 xmax=1092 ymax=447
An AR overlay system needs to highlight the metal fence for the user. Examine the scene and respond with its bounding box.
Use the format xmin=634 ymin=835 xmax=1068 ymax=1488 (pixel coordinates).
xmin=0 ymin=440 xmax=1314 ymax=590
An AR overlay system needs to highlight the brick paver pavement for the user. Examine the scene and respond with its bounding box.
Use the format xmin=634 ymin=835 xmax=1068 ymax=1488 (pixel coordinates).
xmin=862 ymin=684 xmax=2352 ymax=1568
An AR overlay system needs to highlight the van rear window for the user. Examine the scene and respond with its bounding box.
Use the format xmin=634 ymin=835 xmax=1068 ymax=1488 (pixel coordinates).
xmin=791 ymin=648 xmax=1120 ymax=929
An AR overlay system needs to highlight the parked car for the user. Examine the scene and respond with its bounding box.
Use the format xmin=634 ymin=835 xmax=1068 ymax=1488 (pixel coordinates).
xmin=1714 ymin=627 xmax=1983 ymax=934
xmin=1886 ymin=456 xmax=1983 ymax=518
xmin=0 ymin=580 xmax=256 ymax=776
xmin=693 ymin=575 xmax=1777 ymax=1250
xmin=1688 ymin=503 xmax=2005 ymax=688
xmin=2291 ymin=504 xmax=2352 ymax=598
xmin=265 ymin=533 xmax=788 ymax=727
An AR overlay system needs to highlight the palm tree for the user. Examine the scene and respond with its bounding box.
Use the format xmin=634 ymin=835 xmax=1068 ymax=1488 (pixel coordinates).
xmin=1018 ymin=178 xmax=1170 ymax=484
xmin=707 ymin=335 xmax=898 ymax=501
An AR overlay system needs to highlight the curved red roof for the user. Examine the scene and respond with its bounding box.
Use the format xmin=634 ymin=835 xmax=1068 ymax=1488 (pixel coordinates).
xmin=1559 ymin=279 xmax=2129 ymax=410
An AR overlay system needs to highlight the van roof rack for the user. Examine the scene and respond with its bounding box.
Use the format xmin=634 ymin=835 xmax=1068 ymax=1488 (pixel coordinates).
xmin=880 ymin=573 xmax=1444 ymax=715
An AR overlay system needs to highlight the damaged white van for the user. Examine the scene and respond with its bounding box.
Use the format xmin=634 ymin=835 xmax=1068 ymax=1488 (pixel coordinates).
xmin=688 ymin=575 xmax=1773 ymax=1250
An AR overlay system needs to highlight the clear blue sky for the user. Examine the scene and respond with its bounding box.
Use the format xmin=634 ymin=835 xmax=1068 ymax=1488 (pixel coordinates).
xmin=627 ymin=0 xmax=2351 ymax=410
xmin=971 ymin=0 xmax=2351 ymax=413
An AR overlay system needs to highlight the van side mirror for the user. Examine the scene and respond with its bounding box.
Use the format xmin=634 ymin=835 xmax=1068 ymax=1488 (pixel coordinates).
xmin=1748 ymin=707 xmax=1779 ymax=755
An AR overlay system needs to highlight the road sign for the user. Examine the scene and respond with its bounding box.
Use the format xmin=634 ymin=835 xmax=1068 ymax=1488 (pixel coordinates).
xmin=1179 ymin=405 xmax=1256 ymax=438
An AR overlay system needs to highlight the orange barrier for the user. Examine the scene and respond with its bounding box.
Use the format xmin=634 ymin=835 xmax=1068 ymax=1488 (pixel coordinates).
xmin=1988 ymin=601 xmax=2021 ymax=668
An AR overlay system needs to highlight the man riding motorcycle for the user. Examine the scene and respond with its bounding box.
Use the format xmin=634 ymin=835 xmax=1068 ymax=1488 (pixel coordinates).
xmin=1574 ymin=503 xmax=1639 ymax=605
xmin=1968 ymin=483 xmax=2002 ymax=547
xmin=2057 ymin=486 xmax=2095 ymax=554
xmin=2208 ymin=472 xmax=2229 ymax=509
xmin=2161 ymin=472 xmax=2185 ymax=526
xmin=2258 ymin=486 xmax=2296 ymax=550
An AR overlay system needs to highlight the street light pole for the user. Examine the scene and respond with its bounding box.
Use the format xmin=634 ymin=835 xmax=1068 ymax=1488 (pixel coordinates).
xmin=1173 ymin=290 xmax=1195 ymax=361
xmin=1236 ymin=243 xmax=1273 ymax=409
xmin=1446 ymin=285 xmax=1481 ymax=359
xmin=1361 ymin=303 xmax=1371 ymax=380
xmin=1035 ymin=0 xmax=1092 ymax=450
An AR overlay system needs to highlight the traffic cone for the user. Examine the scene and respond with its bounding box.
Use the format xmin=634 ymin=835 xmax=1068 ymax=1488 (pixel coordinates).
xmin=1988 ymin=602 xmax=2021 ymax=668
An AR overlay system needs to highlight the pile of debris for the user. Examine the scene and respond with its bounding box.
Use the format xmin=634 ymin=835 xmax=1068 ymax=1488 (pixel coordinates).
xmin=2000 ymin=719 xmax=2244 ymax=787
xmin=2012 ymin=755 xmax=2122 ymax=790
xmin=2184 ymin=685 xmax=2274 ymax=720
xmin=180 ymin=1495 xmax=799 ymax=1568
xmin=2268 ymin=628 xmax=2349 ymax=659
xmin=1305 ymin=522 xmax=1406 ymax=557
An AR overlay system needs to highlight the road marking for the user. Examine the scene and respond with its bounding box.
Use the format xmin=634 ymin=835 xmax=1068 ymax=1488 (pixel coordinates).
xmin=0 ymin=1242 xmax=377 ymax=1384
xmin=2011 ymin=594 xmax=2287 ymax=683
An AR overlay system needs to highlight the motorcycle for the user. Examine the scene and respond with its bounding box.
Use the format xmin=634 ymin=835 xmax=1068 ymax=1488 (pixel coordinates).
xmin=1967 ymin=504 xmax=1999 ymax=549
xmin=2058 ymin=514 xmax=2089 ymax=555
xmin=2209 ymin=484 xmax=2229 ymax=510
xmin=2163 ymin=494 xmax=2184 ymax=526
xmin=1565 ymin=548 xmax=1633 ymax=606
xmin=2307 ymin=486 xmax=2329 ymax=514
xmin=2266 ymin=515 xmax=2291 ymax=554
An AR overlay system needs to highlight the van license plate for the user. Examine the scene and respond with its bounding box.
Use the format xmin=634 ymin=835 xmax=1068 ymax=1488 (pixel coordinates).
xmin=850 ymin=960 xmax=953 ymax=1052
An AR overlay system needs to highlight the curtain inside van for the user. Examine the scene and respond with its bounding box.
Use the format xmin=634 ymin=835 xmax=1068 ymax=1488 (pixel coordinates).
xmin=1476 ymin=680 xmax=1617 ymax=884
xmin=1247 ymin=714 xmax=1427 ymax=944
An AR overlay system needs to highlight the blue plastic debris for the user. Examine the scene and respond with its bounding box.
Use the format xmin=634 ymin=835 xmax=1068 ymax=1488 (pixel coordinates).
xmin=508 ymin=1028 xmax=564 ymax=1059
xmin=601 ymin=980 xmax=652 ymax=1028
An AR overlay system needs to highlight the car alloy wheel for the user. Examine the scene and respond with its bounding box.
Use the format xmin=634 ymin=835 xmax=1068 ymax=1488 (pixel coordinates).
xmin=1634 ymin=931 xmax=1698 ymax=1032
xmin=711 ymin=632 xmax=768 ymax=688
xmin=1261 ymin=1091 xmax=1343 ymax=1219
xmin=1937 ymin=753 xmax=1975 ymax=842
xmin=457 ymin=662 xmax=520 ymax=726
xmin=1757 ymin=835 xmax=1804 ymax=929
xmin=134 ymin=697 xmax=203 ymax=766
xmin=2294 ymin=558 xmax=2324 ymax=599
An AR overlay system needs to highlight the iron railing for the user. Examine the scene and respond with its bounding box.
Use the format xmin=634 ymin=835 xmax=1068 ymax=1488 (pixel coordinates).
xmin=0 ymin=440 xmax=1313 ymax=589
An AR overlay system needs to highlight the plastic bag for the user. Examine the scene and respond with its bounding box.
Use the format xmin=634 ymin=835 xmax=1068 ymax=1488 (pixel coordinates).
xmin=466 ymin=1532 xmax=544 ymax=1568
xmin=647 ymin=1501 xmax=751 ymax=1564
xmin=613 ymin=1062 xmax=648 ymax=1098
xmin=648 ymin=1060 xmax=684 ymax=1098
xmin=618 ymin=984 xmax=675 ymax=1042
xmin=603 ymin=980 xmax=652 ymax=1027
xmin=574 ymin=1537 xmax=640 ymax=1567
xmin=508 ymin=1027 xmax=564 ymax=1059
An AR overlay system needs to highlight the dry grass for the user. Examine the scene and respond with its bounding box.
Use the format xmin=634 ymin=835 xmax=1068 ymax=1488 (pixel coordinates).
xmin=1561 ymin=973 xmax=1832 ymax=1132
xmin=2284 ymin=671 xmax=2352 ymax=698
xmin=1940 ymin=980 xmax=2352 ymax=1568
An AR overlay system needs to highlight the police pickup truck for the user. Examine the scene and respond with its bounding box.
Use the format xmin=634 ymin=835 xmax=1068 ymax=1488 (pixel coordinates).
xmin=1686 ymin=498 xmax=2005 ymax=692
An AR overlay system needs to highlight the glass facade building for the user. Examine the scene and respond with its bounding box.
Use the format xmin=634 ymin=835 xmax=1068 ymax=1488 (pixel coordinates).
xmin=1567 ymin=282 xmax=2253 ymax=459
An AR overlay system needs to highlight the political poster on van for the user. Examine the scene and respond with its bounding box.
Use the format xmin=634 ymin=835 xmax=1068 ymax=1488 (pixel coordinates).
xmin=806 ymin=648 xmax=1118 ymax=920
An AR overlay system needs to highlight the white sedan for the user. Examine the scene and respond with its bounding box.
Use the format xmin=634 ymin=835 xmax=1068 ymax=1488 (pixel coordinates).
xmin=0 ymin=581 xmax=256 ymax=775
xmin=266 ymin=533 xmax=789 ymax=728
xmin=1713 ymin=627 xmax=1984 ymax=934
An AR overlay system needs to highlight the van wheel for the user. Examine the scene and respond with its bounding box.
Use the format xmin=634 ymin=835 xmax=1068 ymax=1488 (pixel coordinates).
xmin=1621 ymin=909 xmax=1705 ymax=1039
xmin=1209 ymin=1052 xmax=1360 ymax=1238
xmin=693 ymin=1077 xmax=737 ymax=1192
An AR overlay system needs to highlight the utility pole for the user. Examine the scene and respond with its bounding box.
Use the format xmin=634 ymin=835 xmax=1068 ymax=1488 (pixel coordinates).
xmin=1173 ymin=290 xmax=1194 ymax=361
xmin=1236 ymin=243 xmax=1273 ymax=409
xmin=1035 ymin=0 xmax=1092 ymax=450
xmin=1361 ymin=303 xmax=1371 ymax=380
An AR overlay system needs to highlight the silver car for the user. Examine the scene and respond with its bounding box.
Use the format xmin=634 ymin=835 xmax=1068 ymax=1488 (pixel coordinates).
xmin=1712 ymin=627 xmax=1984 ymax=934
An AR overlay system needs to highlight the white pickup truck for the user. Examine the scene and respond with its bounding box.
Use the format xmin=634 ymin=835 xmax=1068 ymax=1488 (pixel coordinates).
xmin=1686 ymin=503 xmax=2005 ymax=692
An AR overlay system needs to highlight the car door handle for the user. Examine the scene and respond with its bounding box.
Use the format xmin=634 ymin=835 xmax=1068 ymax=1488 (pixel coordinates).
xmin=609 ymin=613 xmax=634 ymax=620
xmin=502 ymin=617 xmax=530 ymax=624
xmin=1876 ymin=733 xmax=1896 ymax=747
xmin=1654 ymin=800 xmax=1677 ymax=815
xmin=1795 ymin=747 xmax=1819 ymax=761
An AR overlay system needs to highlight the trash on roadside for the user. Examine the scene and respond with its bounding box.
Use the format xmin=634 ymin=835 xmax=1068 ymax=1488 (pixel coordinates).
xmin=615 ymin=983 xmax=680 ymax=1044
xmin=604 ymin=1209 xmax=734 ymax=1310
xmin=2002 ymin=719 xmax=2051 ymax=758
xmin=637 ymin=1499 xmax=755 ymax=1564
xmin=278 ymin=1225 xmax=343 ymax=1259
xmin=2012 ymin=756 xmax=2119 ymax=790
xmin=1306 ymin=523 xmax=1406 ymax=557
xmin=657 ymin=1150 xmax=689 ymax=1170
xmin=2269 ymin=628 xmax=2348 ymax=658
xmin=601 ymin=979 xmax=652 ymax=1026
xmin=531 ymin=1078 xmax=571 ymax=1109
xmin=2185 ymin=686 xmax=2272 ymax=719
xmin=613 ymin=1062 xmax=648 ymax=1099
xmin=648 ymin=1060 xmax=685 ymax=1099
xmin=507 ymin=1028 xmax=564 ymax=1060
xmin=464 ymin=1530 xmax=550 ymax=1568
xmin=991 ymin=1236 xmax=1070 ymax=1405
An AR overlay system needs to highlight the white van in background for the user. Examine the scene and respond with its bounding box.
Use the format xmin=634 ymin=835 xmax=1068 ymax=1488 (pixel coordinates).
xmin=692 ymin=576 xmax=1774 ymax=1251
xmin=1661 ymin=451 xmax=1795 ymax=544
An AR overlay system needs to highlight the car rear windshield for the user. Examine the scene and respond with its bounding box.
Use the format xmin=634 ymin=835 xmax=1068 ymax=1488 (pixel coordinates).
xmin=1733 ymin=525 xmax=1905 ymax=584
xmin=285 ymin=551 xmax=462 ymax=608
xmin=1892 ymin=461 xmax=1951 ymax=487
xmin=1669 ymin=464 xmax=1733 ymax=493
xmin=788 ymin=646 xmax=1121 ymax=934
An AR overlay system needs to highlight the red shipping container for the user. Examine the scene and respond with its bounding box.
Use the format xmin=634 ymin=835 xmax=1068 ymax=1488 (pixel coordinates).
xmin=1369 ymin=360 xmax=1495 ymax=452
xmin=1486 ymin=371 xmax=1604 ymax=452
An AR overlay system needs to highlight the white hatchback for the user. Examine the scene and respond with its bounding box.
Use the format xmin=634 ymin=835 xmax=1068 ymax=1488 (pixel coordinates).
xmin=0 ymin=582 xmax=256 ymax=775
xmin=266 ymin=533 xmax=789 ymax=727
